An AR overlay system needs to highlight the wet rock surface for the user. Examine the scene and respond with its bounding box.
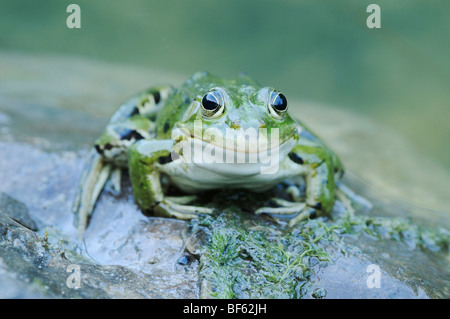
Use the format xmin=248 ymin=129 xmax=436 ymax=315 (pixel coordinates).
xmin=0 ymin=52 xmax=449 ymax=299
xmin=0 ymin=192 xmax=37 ymax=231
xmin=305 ymin=235 xmax=448 ymax=299
xmin=193 ymin=208 xmax=449 ymax=299
xmin=0 ymin=142 xmax=199 ymax=298
xmin=0 ymin=214 xmax=196 ymax=298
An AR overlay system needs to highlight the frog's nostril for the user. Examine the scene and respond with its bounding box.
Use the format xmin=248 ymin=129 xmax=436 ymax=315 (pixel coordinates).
xmin=259 ymin=120 xmax=267 ymax=128
xmin=230 ymin=121 xmax=241 ymax=130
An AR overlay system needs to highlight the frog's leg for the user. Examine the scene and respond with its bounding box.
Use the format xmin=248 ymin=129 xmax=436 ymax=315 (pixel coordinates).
xmin=72 ymin=148 xmax=113 ymax=234
xmin=94 ymin=85 xmax=174 ymax=166
xmin=335 ymin=183 xmax=372 ymax=215
xmin=256 ymin=143 xmax=342 ymax=226
xmin=128 ymin=139 xmax=213 ymax=219
xmin=73 ymin=86 xmax=174 ymax=234
xmin=72 ymin=114 xmax=154 ymax=234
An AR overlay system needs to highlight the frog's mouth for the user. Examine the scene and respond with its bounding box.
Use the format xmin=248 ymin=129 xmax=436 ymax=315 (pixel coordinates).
xmin=172 ymin=127 xmax=296 ymax=173
xmin=172 ymin=127 xmax=295 ymax=155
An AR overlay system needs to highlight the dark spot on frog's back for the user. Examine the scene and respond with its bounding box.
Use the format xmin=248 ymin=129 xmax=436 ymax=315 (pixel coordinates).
xmin=95 ymin=144 xmax=103 ymax=155
xmin=288 ymin=152 xmax=304 ymax=165
xmin=115 ymin=127 xmax=144 ymax=141
xmin=153 ymin=91 xmax=161 ymax=104
xmin=158 ymin=154 xmax=173 ymax=165
xmin=129 ymin=106 xmax=140 ymax=117
xmin=95 ymin=143 xmax=113 ymax=155
xmin=163 ymin=120 xmax=170 ymax=133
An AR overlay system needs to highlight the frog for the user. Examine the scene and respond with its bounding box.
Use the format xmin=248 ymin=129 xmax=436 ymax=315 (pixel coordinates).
xmin=72 ymin=72 xmax=351 ymax=234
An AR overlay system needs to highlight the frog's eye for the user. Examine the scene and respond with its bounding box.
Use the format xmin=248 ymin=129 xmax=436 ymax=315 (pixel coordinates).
xmin=201 ymin=90 xmax=225 ymax=118
xmin=268 ymin=91 xmax=288 ymax=120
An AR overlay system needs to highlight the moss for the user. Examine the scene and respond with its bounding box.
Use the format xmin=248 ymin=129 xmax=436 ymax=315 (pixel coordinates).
xmin=40 ymin=228 xmax=50 ymax=251
xmin=197 ymin=212 xmax=334 ymax=298
xmin=37 ymin=227 xmax=67 ymax=258
xmin=195 ymin=205 xmax=450 ymax=299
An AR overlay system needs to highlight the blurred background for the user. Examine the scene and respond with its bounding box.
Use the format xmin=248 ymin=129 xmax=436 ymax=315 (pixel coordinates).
xmin=0 ymin=0 xmax=449 ymax=167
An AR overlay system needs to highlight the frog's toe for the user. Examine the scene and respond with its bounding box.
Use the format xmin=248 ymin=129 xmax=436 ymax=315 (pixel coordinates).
xmin=165 ymin=195 xmax=198 ymax=205
xmin=287 ymin=208 xmax=316 ymax=227
xmin=255 ymin=202 xmax=306 ymax=216
xmin=255 ymin=197 xmax=307 ymax=221
xmin=156 ymin=198 xmax=213 ymax=220
xmin=255 ymin=198 xmax=319 ymax=226
xmin=286 ymin=185 xmax=303 ymax=202
xmin=255 ymin=196 xmax=306 ymax=213
xmin=104 ymin=167 xmax=122 ymax=196
xmin=336 ymin=183 xmax=372 ymax=215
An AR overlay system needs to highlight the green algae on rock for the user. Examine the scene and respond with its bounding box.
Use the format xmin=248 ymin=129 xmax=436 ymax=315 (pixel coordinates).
xmin=194 ymin=207 xmax=450 ymax=299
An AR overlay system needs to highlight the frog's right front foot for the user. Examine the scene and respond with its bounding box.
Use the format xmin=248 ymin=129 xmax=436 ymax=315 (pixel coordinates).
xmin=153 ymin=197 xmax=213 ymax=220
xmin=128 ymin=139 xmax=214 ymax=220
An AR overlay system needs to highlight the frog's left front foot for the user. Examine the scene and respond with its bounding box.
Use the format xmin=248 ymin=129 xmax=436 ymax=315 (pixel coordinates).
xmin=257 ymin=144 xmax=347 ymax=227
xmin=255 ymin=198 xmax=314 ymax=227
xmin=256 ymin=184 xmax=359 ymax=227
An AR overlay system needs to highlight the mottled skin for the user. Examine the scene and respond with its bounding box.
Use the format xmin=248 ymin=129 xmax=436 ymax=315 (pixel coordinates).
xmin=73 ymin=72 xmax=344 ymax=233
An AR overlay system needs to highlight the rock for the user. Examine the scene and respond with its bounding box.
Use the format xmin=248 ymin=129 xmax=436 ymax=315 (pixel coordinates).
xmin=304 ymin=235 xmax=449 ymax=299
xmin=194 ymin=210 xmax=450 ymax=299
xmin=0 ymin=192 xmax=37 ymax=231
xmin=0 ymin=213 xmax=198 ymax=299
xmin=0 ymin=139 xmax=199 ymax=298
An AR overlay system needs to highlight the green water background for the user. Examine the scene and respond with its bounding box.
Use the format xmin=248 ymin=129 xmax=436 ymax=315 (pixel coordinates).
xmin=0 ymin=0 xmax=449 ymax=167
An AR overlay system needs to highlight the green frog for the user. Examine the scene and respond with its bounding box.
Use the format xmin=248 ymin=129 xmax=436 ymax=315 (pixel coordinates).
xmin=73 ymin=72 xmax=349 ymax=234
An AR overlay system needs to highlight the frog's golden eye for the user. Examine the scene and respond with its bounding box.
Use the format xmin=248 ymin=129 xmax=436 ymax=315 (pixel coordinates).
xmin=201 ymin=90 xmax=225 ymax=118
xmin=268 ymin=91 xmax=288 ymax=120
